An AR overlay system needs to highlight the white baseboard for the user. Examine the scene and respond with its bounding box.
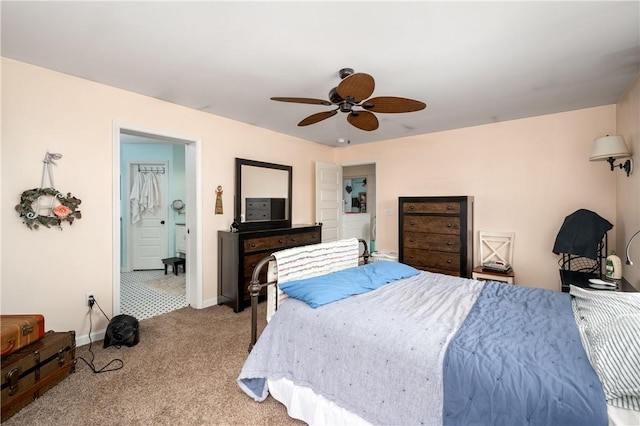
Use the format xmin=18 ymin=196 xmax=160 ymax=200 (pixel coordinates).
xmin=75 ymin=329 xmax=106 ymax=347
xmin=76 ymin=298 xmax=219 ymax=347
xmin=201 ymin=297 xmax=218 ymax=309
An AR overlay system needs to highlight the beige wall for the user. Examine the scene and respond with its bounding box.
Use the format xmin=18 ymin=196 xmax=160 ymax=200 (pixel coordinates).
xmin=2 ymin=57 xmax=635 ymax=341
xmin=1 ymin=58 xmax=332 ymax=337
xmin=616 ymin=74 xmax=640 ymax=290
xmin=335 ymin=105 xmax=619 ymax=291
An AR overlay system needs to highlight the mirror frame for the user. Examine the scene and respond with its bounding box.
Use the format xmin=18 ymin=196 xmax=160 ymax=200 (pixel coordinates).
xmin=235 ymin=158 xmax=292 ymax=231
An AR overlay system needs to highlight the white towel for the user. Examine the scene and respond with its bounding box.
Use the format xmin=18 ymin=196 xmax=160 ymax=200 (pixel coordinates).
xmin=130 ymin=171 xmax=145 ymax=224
xmin=130 ymin=171 xmax=162 ymax=224
xmin=143 ymin=172 xmax=161 ymax=214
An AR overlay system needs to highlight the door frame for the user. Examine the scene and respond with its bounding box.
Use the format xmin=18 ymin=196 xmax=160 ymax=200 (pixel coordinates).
xmin=112 ymin=121 xmax=203 ymax=313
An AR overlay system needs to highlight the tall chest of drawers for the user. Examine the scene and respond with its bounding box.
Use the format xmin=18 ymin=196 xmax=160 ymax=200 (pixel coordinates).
xmin=399 ymin=196 xmax=474 ymax=277
xmin=218 ymin=225 xmax=321 ymax=312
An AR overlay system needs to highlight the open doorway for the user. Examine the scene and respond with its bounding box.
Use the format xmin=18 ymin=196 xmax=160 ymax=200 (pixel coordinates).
xmin=342 ymin=164 xmax=376 ymax=251
xmin=316 ymin=161 xmax=376 ymax=248
xmin=113 ymin=124 xmax=201 ymax=321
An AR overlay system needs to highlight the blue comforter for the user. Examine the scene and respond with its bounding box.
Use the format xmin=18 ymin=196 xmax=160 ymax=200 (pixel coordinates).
xmin=239 ymin=272 xmax=608 ymax=425
xmin=443 ymin=281 xmax=607 ymax=426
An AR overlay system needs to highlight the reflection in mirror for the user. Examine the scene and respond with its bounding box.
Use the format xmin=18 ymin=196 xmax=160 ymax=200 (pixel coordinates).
xmin=343 ymin=177 xmax=367 ymax=213
xmin=235 ymin=158 xmax=292 ymax=231
xmin=241 ymin=166 xmax=289 ymax=221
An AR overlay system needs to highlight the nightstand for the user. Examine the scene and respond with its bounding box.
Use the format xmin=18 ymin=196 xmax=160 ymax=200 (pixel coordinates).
xmin=559 ymin=270 xmax=637 ymax=293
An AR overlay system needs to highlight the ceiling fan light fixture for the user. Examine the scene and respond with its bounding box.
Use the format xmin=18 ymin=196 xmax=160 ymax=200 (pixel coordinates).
xmin=339 ymin=102 xmax=353 ymax=113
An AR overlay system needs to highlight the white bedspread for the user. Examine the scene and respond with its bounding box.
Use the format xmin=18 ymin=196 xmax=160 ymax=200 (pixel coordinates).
xmin=238 ymin=271 xmax=484 ymax=425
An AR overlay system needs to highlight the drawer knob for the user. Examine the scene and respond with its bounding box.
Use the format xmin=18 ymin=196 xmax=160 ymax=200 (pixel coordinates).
xmin=290 ymin=238 xmax=296 ymax=242
xmin=410 ymin=221 xmax=415 ymax=226
xmin=447 ymin=223 xmax=452 ymax=228
xmin=251 ymin=243 xmax=256 ymax=248
xmin=410 ymin=255 xmax=415 ymax=259
xmin=447 ymin=260 xmax=452 ymax=263
xmin=447 ymin=241 xmax=452 ymax=245
xmin=410 ymin=238 xmax=415 ymax=242
xmin=279 ymin=239 xmax=284 ymax=243
xmin=447 ymin=205 xmax=452 ymax=210
xmin=409 ymin=205 xmax=415 ymax=210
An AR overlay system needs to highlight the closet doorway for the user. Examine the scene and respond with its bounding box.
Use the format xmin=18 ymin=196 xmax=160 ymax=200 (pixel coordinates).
xmin=113 ymin=123 xmax=202 ymax=321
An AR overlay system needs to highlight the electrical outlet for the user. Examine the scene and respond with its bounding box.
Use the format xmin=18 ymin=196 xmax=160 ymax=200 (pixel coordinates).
xmin=86 ymin=292 xmax=95 ymax=308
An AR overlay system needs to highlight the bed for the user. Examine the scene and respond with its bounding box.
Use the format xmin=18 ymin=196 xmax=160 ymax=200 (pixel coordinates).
xmin=238 ymin=238 xmax=640 ymax=425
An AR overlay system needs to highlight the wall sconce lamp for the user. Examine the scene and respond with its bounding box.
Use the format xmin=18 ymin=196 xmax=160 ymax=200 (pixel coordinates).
xmin=625 ymin=230 xmax=640 ymax=265
xmin=590 ymin=135 xmax=633 ymax=177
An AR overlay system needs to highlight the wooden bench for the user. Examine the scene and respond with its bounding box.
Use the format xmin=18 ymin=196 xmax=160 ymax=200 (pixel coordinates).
xmin=161 ymin=257 xmax=185 ymax=276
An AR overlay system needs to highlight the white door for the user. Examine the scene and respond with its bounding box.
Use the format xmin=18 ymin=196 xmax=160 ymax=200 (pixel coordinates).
xmin=315 ymin=162 xmax=342 ymax=242
xmin=131 ymin=164 xmax=169 ymax=270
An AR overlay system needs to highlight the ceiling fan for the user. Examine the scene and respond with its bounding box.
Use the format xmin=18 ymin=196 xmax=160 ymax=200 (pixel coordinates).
xmin=271 ymin=68 xmax=426 ymax=131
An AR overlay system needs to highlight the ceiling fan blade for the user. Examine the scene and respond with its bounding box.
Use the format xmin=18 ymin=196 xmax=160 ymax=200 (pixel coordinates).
xmin=271 ymin=97 xmax=332 ymax=106
xmin=347 ymin=110 xmax=379 ymax=131
xmin=362 ymin=97 xmax=426 ymax=113
xmin=337 ymin=73 xmax=375 ymax=102
xmin=298 ymin=110 xmax=338 ymax=126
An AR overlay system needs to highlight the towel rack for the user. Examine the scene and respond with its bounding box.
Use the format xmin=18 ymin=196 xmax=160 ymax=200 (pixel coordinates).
xmin=137 ymin=165 xmax=165 ymax=174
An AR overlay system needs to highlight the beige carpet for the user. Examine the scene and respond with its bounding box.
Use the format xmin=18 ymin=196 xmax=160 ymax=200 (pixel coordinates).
xmin=3 ymin=302 xmax=303 ymax=425
xmin=141 ymin=274 xmax=186 ymax=296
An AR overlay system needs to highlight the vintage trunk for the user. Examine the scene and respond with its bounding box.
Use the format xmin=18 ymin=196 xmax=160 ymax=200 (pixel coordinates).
xmin=1 ymin=315 xmax=46 ymax=356
xmin=1 ymin=331 xmax=76 ymax=422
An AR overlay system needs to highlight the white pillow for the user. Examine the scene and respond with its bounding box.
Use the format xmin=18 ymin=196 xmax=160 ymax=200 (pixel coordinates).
xmin=570 ymin=285 xmax=640 ymax=411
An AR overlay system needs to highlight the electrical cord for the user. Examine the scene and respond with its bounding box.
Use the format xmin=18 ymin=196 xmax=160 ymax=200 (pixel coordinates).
xmin=77 ymin=297 xmax=124 ymax=374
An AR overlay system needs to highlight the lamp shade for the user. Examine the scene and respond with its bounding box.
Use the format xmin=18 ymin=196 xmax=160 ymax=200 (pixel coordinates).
xmin=590 ymin=135 xmax=631 ymax=161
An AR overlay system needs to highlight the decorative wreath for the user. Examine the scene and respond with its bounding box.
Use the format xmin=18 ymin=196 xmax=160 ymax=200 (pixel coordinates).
xmin=15 ymin=188 xmax=82 ymax=230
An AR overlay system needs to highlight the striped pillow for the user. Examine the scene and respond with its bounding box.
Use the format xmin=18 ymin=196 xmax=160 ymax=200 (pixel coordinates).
xmin=570 ymin=285 xmax=640 ymax=411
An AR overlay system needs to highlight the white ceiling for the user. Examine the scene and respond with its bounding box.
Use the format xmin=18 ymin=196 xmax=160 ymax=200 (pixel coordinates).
xmin=2 ymin=1 xmax=639 ymax=146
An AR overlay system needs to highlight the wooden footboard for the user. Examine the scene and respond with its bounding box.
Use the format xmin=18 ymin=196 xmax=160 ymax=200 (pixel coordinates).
xmin=248 ymin=239 xmax=370 ymax=351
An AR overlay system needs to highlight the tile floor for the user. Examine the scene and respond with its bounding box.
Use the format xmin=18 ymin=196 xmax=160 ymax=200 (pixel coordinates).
xmin=120 ymin=270 xmax=188 ymax=321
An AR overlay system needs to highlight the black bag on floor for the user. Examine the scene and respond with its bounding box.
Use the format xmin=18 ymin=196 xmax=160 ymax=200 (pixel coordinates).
xmin=104 ymin=314 xmax=139 ymax=348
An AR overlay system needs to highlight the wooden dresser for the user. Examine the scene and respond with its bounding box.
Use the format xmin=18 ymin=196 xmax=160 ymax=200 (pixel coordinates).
xmin=218 ymin=225 xmax=321 ymax=312
xmin=399 ymin=196 xmax=474 ymax=277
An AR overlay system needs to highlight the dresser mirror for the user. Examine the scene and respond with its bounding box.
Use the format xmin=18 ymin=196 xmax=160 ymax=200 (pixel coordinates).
xmin=235 ymin=158 xmax=292 ymax=231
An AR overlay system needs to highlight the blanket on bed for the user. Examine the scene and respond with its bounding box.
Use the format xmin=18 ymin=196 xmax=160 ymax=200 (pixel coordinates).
xmin=443 ymin=282 xmax=607 ymax=426
xmin=239 ymin=272 xmax=483 ymax=425
xmin=238 ymin=273 xmax=608 ymax=425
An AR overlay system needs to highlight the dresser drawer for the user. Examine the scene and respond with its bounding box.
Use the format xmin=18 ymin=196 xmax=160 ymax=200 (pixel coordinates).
xmin=403 ymin=232 xmax=460 ymax=252
xmin=244 ymin=235 xmax=287 ymax=253
xmin=403 ymin=248 xmax=460 ymax=272
xmin=244 ymin=252 xmax=271 ymax=278
xmin=403 ymin=216 xmax=460 ymax=234
xmin=287 ymin=231 xmax=320 ymax=247
xmin=403 ymin=202 xmax=461 ymax=214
